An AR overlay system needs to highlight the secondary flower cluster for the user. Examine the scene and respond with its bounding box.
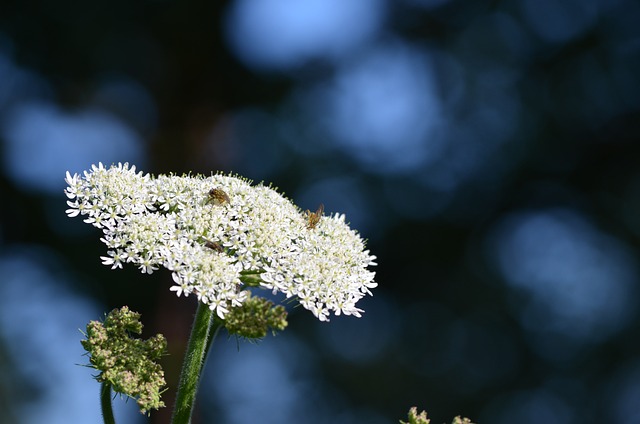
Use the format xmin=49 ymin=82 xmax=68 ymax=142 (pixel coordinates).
xmin=81 ymin=306 xmax=166 ymax=415
xmin=65 ymin=163 xmax=377 ymax=321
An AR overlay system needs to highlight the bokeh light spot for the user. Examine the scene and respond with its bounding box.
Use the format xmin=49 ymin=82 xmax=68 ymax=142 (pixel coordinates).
xmin=314 ymin=42 xmax=443 ymax=173
xmin=224 ymin=0 xmax=385 ymax=71
xmin=205 ymin=336 xmax=320 ymax=423
xmin=2 ymin=101 xmax=145 ymax=193
xmin=489 ymin=208 xmax=637 ymax=343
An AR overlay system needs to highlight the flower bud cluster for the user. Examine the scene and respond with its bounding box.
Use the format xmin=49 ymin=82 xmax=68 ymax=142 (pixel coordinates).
xmin=223 ymin=292 xmax=288 ymax=339
xmin=81 ymin=306 xmax=167 ymax=415
xmin=65 ymin=163 xmax=377 ymax=321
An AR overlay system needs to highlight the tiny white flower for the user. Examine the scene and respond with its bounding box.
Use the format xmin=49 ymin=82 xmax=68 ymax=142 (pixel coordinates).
xmin=101 ymin=251 xmax=127 ymax=269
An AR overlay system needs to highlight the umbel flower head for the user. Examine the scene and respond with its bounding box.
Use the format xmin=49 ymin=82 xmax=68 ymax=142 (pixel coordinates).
xmin=65 ymin=163 xmax=377 ymax=321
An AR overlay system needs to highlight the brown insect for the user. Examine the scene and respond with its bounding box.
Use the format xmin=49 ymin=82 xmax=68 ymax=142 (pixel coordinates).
xmin=204 ymin=240 xmax=224 ymax=253
xmin=208 ymin=188 xmax=230 ymax=205
xmin=305 ymin=203 xmax=324 ymax=229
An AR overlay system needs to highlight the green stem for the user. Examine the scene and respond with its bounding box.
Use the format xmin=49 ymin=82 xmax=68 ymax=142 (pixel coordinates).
xmin=171 ymin=303 xmax=221 ymax=424
xmin=100 ymin=381 xmax=116 ymax=424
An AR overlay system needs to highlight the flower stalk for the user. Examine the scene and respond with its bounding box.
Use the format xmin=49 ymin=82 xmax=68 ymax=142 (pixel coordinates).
xmin=100 ymin=382 xmax=115 ymax=424
xmin=171 ymin=303 xmax=220 ymax=424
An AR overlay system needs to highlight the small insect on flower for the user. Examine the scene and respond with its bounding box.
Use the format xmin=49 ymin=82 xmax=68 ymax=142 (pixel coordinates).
xmin=208 ymin=188 xmax=230 ymax=205
xmin=204 ymin=240 xmax=224 ymax=253
xmin=305 ymin=203 xmax=324 ymax=230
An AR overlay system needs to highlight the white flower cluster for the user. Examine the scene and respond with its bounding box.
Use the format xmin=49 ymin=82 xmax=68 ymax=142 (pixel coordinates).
xmin=65 ymin=163 xmax=377 ymax=321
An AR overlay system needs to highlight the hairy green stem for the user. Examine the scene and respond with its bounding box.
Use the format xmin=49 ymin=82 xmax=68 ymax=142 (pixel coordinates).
xmin=100 ymin=381 xmax=116 ymax=424
xmin=171 ymin=303 xmax=220 ymax=424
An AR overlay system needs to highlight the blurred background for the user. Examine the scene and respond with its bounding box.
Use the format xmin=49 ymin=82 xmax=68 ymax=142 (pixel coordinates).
xmin=1 ymin=0 xmax=640 ymax=423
